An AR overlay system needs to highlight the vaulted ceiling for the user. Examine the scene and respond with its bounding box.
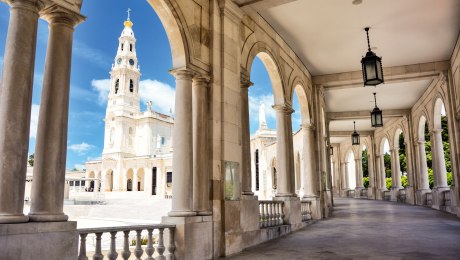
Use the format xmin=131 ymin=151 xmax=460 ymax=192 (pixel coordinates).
xmin=236 ymin=0 xmax=460 ymax=143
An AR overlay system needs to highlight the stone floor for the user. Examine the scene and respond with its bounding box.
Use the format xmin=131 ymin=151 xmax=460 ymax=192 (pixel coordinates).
xmin=225 ymin=198 xmax=460 ymax=260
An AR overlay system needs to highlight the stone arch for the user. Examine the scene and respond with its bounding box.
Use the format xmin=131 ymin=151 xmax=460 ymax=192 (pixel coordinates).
xmin=146 ymin=0 xmax=191 ymax=69
xmin=291 ymin=82 xmax=312 ymax=124
xmin=433 ymin=97 xmax=446 ymax=130
xmin=394 ymin=128 xmax=404 ymax=148
xmin=126 ymin=168 xmax=134 ymax=191
xmin=418 ymin=115 xmax=428 ymax=141
xmin=244 ymin=42 xmax=285 ymax=105
xmin=271 ymin=157 xmax=277 ymax=190
xmin=137 ymin=168 xmax=145 ymax=191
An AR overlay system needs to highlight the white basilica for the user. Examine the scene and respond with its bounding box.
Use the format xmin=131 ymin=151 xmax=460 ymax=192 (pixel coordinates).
xmin=85 ymin=16 xmax=174 ymax=197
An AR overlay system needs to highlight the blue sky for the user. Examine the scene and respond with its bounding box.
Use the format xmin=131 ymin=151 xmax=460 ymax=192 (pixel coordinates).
xmin=0 ymin=1 xmax=301 ymax=170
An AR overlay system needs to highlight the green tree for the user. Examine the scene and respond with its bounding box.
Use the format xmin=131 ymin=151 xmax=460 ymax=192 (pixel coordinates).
xmin=362 ymin=149 xmax=368 ymax=177
xmin=386 ymin=177 xmax=392 ymax=190
xmin=401 ymin=175 xmax=408 ymax=188
xmin=398 ymin=133 xmax=407 ymax=174
xmin=363 ymin=177 xmax=369 ymax=188
xmin=28 ymin=153 xmax=34 ymax=167
xmin=384 ymin=153 xmax=391 ymax=178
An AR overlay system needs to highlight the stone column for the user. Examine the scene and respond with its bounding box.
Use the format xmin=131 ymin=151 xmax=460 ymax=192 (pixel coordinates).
xmin=301 ymin=123 xmax=317 ymax=198
xmin=240 ymin=78 xmax=253 ymax=196
xmin=418 ymin=140 xmax=430 ymax=190
xmin=192 ymin=76 xmax=211 ymax=215
xmin=273 ymin=105 xmax=295 ymax=197
xmin=355 ymin=158 xmax=364 ymax=189
xmin=0 ymin=0 xmax=40 ymax=224
xmin=379 ymin=155 xmax=387 ymax=190
xmin=392 ymin=147 xmax=402 ymax=189
xmin=432 ymin=128 xmax=448 ymax=188
xmin=22 ymin=4 xmax=85 ymax=221
xmin=169 ymin=69 xmax=196 ymax=217
xmin=367 ymin=152 xmax=375 ymax=197
xmin=344 ymin=162 xmax=350 ymax=189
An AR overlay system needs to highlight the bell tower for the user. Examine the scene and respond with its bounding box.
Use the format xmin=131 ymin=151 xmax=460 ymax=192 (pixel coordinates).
xmin=103 ymin=9 xmax=140 ymax=155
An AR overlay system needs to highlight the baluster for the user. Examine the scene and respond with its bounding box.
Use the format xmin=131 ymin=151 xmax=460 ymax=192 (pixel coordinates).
xmin=78 ymin=233 xmax=88 ymax=260
xmin=261 ymin=202 xmax=266 ymax=228
xmin=274 ymin=202 xmax=278 ymax=225
xmin=280 ymin=202 xmax=285 ymax=225
xmin=134 ymin=229 xmax=144 ymax=259
xmin=167 ymin=227 xmax=176 ymax=260
xmin=270 ymin=203 xmax=275 ymax=227
xmin=301 ymin=203 xmax=304 ymax=221
xmin=93 ymin=232 xmax=104 ymax=260
xmin=278 ymin=202 xmax=283 ymax=225
xmin=156 ymin=228 xmax=166 ymax=260
xmin=121 ymin=230 xmax=131 ymax=260
xmin=258 ymin=203 xmax=262 ymax=228
xmin=107 ymin=231 xmax=118 ymax=260
xmin=145 ymin=228 xmax=155 ymax=260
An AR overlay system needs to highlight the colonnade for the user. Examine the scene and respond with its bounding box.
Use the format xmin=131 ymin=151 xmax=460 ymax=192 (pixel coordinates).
xmin=0 ymin=0 xmax=84 ymax=224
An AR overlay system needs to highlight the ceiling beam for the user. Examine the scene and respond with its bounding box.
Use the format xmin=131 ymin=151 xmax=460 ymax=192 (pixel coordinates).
xmin=313 ymin=61 xmax=449 ymax=89
xmin=327 ymin=109 xmax=409 ymax=120
xmin=329 ymin=131 xmax=374 ymax=137
xmin=234 ymin=0 xmax=297 ymax=9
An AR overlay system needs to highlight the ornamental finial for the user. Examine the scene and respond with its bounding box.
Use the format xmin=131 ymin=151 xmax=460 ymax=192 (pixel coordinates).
xmin=124 ymin=8 xmax=133 ymax=27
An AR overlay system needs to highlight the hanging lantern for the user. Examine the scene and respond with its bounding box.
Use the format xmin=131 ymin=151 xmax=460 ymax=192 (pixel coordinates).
xmin=329 ymin=146 xmax=334 ymax=156
xmin=361 ymin=27 xmax=384 ymax=86
xmin=370 ymin=92 xmax=383 ymax=127
xmin=351 ymin=121 xmax=360 ymax=145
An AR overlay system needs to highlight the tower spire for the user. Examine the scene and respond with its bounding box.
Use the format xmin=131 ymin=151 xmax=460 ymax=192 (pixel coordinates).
xmin=259 ymin=102 xmax=268 ymax=129
xmin=127 ymin=8 xmax=131 ymax=21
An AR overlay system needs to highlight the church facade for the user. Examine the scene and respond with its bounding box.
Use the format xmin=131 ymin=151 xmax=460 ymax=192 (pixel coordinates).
xmin=85 ymin=17 xmax=174 ymax=198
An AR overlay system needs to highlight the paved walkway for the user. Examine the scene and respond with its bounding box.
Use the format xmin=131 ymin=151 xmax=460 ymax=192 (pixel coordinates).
xmin=225 ymin=198 xmax=460 ymax=260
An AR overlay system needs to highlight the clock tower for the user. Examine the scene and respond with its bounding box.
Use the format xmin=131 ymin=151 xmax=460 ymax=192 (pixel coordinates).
xmin=103 ymin=10 xmax=141 ymax=155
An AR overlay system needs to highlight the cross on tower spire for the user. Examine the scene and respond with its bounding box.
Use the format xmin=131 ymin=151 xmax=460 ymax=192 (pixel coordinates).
xmin=127 ymin=8 xmax=131 ymax=20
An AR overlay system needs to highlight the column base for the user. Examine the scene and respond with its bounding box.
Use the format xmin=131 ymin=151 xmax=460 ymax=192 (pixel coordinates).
xmin=28 ymin=212 xmax=68 ymax=222
xmin=168 ymin=210 xmax=197 ymax=217
xmin=0 ymin=214 xmax=29 ymax=224
xmin=242 ymin=191 xmax=254 ymax=196
xmin=0 ymin=221 xmax=77 ymax=259
xmin=275 ymin=192 xmax=294 ymax=197
xmin=196 ymin=211 xmax=213 ymax=216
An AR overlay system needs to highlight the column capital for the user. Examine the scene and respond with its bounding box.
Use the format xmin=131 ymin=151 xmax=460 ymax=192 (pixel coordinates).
xmin=300 ymin=122 xmax=315 ymax=131
xmin=430 ymin=128 xmax=443 ymax=134
xmin=272 ymin=104 xmax=294 ymax=114
xmin=169 ymin=68 xmax=196 ymax=80
xmin=7 ymin=0 xmax=43 ymax=12
xmin=192 ymin=74 xmax=211 ymax=86
xmin=40 ymin=4 xmax=85 ymax=28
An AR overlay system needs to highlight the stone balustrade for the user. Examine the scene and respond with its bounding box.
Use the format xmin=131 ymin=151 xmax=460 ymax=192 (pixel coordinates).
xmin=442 ymin=190 xmax=451 ymax=206
xmin=77 ymin=224 xmax=176 ymax=260
xmin=259 ymin=200 xmax=284 ymax=228
xmin=300 ymin=201 xmax=312 ymax=221
xmin=397 ymin=189 xmax=407 ymax=203
xmin=426 ymin=192 xmax=433 ymax=206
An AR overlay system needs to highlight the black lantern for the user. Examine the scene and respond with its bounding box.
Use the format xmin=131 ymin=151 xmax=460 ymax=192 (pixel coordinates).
xmin=361 ymin=27 xmax=384 ymax=86
xmin=370 ymin=92 xmax=383 ymax=127
xmin=351 ymin=121 xmax=360 ymax=145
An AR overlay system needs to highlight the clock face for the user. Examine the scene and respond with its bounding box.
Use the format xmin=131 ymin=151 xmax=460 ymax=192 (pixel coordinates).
xmin=129 ymin=59 xmax=135 ymax=66
xmin=117 ymin=58 xmax=122 ymax=64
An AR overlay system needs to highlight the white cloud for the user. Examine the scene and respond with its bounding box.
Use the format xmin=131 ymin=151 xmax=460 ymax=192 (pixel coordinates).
xmin=249 ymin=94 xmax=276 ymax=126
xmin=139 ymin=79 xmax=175 ymax=114
xmin=91 ymin=79 xmax=111 ymax=105
xmin=30 ymin=104 xmax=40 ymax=139
xmin=91 ymin=78 xmax=176 ymax=115
xmin=68 ymin=142 xmax=95 ymax=154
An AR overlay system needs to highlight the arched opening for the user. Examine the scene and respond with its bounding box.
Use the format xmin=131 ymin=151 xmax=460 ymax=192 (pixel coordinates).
xmin=433 ymin=98 xmax=452 ymax=188
xmin=418 ymin=116 xmax=431 ymax=190
xmin=395 ymin=129 xmax=408 ymax=188
xmin=96 ymin=171 xmax=102 ymax=192
xmin=126 ymin=168 xmax=134 ymax=191
xmin=137 ymin=168 xmax=145 ymax=191
xmin=271 ymin=158 xmax=277 ymax=192
xmin=346 ymin=150 xmax=356 ymax=190
xmin=382 ymin=138 xmax=391 ymax=190
xmin=248 ymin=51 xmax=284 ymax=198
xmin=362 ymin=146 xmax=369 ymax=189
xmin=87 ymin=171 xmax=95 ymax=192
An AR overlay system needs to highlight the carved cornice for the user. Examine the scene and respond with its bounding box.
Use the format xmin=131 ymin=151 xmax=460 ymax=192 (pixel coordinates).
xmin=272 ymin=104 xmax=294 ymax=114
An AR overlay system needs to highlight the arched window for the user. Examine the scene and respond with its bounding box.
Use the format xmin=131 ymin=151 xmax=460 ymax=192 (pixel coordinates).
xmin=115 ymin=79 xmax=119 ymax=94
xmin=130 ymin=44 xmax=133 ymax=52
xmin=129 ymin=79 xmax=134 ymax=93
xmin=121 ymin=43 xmax=124 ymax=51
